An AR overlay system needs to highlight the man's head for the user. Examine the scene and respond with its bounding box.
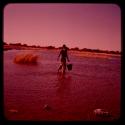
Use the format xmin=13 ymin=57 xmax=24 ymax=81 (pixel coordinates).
xmin=62 ymin=44 xmax=66 ymax=48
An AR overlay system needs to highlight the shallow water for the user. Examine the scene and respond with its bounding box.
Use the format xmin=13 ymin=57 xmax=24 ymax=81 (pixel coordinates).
xmin=4 ymin=49 xmax=121 ymax=121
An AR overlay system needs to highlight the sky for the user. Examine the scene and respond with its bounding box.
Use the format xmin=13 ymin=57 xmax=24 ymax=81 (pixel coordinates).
xmin=4 ymin=3 xmax=121 ymax=51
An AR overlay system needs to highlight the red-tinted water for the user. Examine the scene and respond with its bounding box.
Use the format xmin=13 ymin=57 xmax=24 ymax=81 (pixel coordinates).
xmin=4 ymin=49 xmax=121 ymax=121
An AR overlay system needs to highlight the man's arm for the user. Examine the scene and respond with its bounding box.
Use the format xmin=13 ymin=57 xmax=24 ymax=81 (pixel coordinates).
xmin=66 ymin=51 xmax=70 ymax=62
xmin=57 ymin=51 xmax=61 ymax=61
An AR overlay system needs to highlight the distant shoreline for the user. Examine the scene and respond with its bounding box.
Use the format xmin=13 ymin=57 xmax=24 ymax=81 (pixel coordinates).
xmin=4 ymin=44 xmax=121 ymax=55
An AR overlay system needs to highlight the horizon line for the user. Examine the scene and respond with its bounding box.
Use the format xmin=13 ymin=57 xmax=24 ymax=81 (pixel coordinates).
xmin=4 ymin=42 xmax=121 ymax=52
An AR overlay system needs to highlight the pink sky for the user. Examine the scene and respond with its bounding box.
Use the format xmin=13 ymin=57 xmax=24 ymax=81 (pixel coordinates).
xmin=4 ymin=3 xmax=121 ymax=51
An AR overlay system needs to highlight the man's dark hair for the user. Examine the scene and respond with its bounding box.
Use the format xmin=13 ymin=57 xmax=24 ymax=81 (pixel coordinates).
xmin=63 ymin=44 xmax=66 ymax=48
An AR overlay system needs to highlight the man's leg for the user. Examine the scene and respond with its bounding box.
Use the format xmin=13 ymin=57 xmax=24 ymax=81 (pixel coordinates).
xmin=58 ymin=64 xmax=62 ymax=72
xmin=62 ymin=62 xmax=66 ymax=75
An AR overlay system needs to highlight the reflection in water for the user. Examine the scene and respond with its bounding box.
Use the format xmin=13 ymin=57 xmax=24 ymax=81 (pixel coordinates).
xmin=55 ymin=73 xmax=72 ymax=113
xmin=56 ymin=73 xmax=72 ymax=97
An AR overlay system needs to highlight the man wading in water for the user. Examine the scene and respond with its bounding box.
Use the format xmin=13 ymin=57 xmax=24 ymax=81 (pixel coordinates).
xmin=57 ymin=44 xmax=70 ymax=75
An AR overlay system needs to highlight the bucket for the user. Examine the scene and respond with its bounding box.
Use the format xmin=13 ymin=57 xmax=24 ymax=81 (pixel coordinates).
xmin=67 ymin=64 xmax=72 ymax=71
